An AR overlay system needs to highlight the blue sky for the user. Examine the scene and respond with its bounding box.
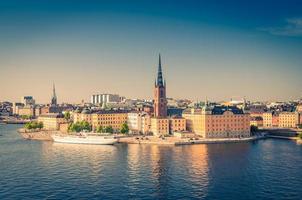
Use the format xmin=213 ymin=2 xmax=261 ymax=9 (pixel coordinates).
xmin=0 ymin=0 xmax=302 ymax=103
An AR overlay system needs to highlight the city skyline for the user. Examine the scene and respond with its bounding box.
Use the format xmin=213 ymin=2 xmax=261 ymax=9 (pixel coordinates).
xmin=1 ymin=0 xmax=302 ymax=103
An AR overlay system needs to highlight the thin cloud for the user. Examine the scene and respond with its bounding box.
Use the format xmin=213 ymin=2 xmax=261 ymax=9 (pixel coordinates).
xmin=260 ymin=18 xmax=302 ymax=37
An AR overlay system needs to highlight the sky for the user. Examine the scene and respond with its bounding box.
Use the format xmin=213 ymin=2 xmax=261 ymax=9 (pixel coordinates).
xmin=0 ymin=0 xmax=302 ymax=103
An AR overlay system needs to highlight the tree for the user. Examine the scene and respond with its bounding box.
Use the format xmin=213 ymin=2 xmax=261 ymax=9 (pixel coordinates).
xmin=64 ymin=112 xmax=71 ymax=120
xmin=104 ymin=126 xmax=114 ymax=134
xmin=298 ymin=124 xmax=302 ymax=129
xmin=24 ymin=121 xmax=43 ymax=130
xmin=68 ymin=121 xmax=92 ymax=133
xmin=120 ymin=123 xmax=129 ymax=134
xmin=96 ymin=125 xmax=104 ymax=133
xmin=298 ymin=132 xmax=302 ymax=139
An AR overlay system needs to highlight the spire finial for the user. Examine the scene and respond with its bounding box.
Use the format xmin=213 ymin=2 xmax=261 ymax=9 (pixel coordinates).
xmin=156 ymin=53 xmax=164 ymax=87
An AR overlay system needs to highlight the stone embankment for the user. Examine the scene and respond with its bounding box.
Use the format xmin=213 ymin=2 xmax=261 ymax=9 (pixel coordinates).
xmin=18 ymin=128 xmax=60 ymax=141
xmin=118 ymin=135 xmax=265 ymax=145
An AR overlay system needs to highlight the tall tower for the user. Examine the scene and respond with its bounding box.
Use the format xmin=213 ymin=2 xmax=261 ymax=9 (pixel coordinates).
xmin=51 ymin=83 xmax=57 ymax=106
xmin=154 ymin=54 xmax=167 ymax=118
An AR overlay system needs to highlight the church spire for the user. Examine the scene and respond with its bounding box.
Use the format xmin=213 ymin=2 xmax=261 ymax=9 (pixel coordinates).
xmin=156 ymin=53 xmax=164 ymax=87
xmin=51 ymin=83 xmax=57 ymax=105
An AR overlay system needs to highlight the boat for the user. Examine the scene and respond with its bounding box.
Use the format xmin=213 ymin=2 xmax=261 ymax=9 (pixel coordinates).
xmin=52 ymin=133 xmax=118 ymax=145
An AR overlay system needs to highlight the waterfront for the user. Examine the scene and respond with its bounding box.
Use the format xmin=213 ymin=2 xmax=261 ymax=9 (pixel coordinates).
xmin=1 ymin=124 xmax=302 ymax=200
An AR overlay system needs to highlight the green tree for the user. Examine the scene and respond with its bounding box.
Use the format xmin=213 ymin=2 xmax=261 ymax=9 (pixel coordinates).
xmin=298 ymin=132 xmax=302 ymax=139
xmin=64 ymin=112 xmax=71 ymax=120
xmin=24 ymin=121 xmax=43 ymax=130
xmin=68 ymin=121 xmax=92 ymax=133
xmin=96 ymin=125 xmax=104 ymax=133
xmin=120 ymin=123 xmax=129 ymax=134
xmin=104 ymin=126 xmax=114 ymax=134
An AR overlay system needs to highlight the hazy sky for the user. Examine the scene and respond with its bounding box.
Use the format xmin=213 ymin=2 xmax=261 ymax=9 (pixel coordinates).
xmin=1 ymin=0 xmax=302 ymax=103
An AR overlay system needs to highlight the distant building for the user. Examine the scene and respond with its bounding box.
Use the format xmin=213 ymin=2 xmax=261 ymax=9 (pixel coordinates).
xmin=73 ymin=109 xmax=128 ymax=132
xmin=278 ymin=112 xmax=298 ymax=128
xmin=250 ymin=116 xmax=263 ymax=127
xmin=183 ymin=103 xmax=250 ymax=138
xmin=21 ymin=96 xmax=35 ymax=106
xmin=127 ymin=112 xmax=151 ymax=134
xmin=38 ymin=113 xmax=67 ymax=130
xmin=91 ymin=94 xmax=122 ymax=105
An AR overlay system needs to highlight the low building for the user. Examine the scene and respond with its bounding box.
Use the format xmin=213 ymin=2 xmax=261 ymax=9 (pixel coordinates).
xmin=250 ymin=116 xmax=263 ymax=127
xmin=169 ymin=117 xmax=186 ymax=133
xmin=127 ymin=112 xmax=151 ymax=134
xmin=278 ymin=112 xmax=298 ymax=128
xmin=73 ymin=109 xmax=128 ymax=132
xmin=38 ymin=113 xmax=67 ymax=130
xmin=150 ymin=118 xmax=169 ymax=136
xmin=183 ymin=104 xmax=250 ymax=138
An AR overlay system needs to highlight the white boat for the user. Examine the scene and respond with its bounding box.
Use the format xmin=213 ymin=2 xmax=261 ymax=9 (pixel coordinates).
xmin=52 ymin=133 xmax=118 ymax=145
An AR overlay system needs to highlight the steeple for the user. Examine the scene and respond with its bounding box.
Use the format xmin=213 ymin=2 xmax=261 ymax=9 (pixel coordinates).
xmin=156 ymin=54 xmax=164 ymax=87
xmin=51 ymin=83 xmax=57 ymax=105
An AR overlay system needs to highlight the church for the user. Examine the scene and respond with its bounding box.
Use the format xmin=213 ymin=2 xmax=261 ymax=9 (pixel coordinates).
xmin=150 ymin=54 xmax=186 ymax=136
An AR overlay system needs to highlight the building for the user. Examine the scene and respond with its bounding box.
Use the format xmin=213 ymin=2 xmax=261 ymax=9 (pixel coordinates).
xmin=38 ymin=113 xmax=67 ymax=130
xmin=150 ymin=55 xmax=186 ymax=136
xmin=127 ymin=112 xmax=151 ymax=134
xmin=21 ymin=96 xmax=35 ymax=106
xmin=169 ymin=117 xmax=186 ymax=133
xmin=150 ymin=118 xmax=169 ymax=136
xmin=183 ymin=103 xmax=250 ymax=138
xmin=73 ymin=109 xmax=128 ymax=132
xmin=91 ymin=94 xmax=122 ymax=105
xmin=250 ymin=116 xmax=263 ymax=127
xmin=154 ymin=54 xmax=167 ymax=118
xmin=263 ymin=112 xmax=274 ymax=128
xmin=278 ymin=112 xmax=298 ymax=128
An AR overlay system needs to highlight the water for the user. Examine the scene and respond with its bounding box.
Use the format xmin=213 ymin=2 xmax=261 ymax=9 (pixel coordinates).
xmin=0 ymin=124 xmax=301 ymax=200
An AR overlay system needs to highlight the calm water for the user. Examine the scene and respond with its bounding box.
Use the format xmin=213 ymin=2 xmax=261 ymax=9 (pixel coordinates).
xmin=0 ymin=124 xmax=301 ymax=200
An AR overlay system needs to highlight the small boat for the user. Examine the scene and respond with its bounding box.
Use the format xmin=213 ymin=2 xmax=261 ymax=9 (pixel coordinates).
xmin=52 ymin=133 xmax=118 ymax=145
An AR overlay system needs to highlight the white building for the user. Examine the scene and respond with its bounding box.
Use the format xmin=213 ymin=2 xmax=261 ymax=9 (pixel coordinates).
xmin=127 ymin=112 xmax=150 ymax=134
xmin=91 ymin=94 xmax=121 ymax=105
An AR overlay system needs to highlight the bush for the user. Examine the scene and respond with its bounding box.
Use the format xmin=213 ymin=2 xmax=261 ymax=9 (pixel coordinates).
xmin=24 ymin=121 xmax=43 ymax=130
xmin=68 ymin=121 xmax=92 ymax=133
xmin=120 ymin=123 xmax=129 ymax=134
xmin=298 ymin=132 xmax=302 ymax=139
xmin=104 ymin=126 xmax=114 ymax=134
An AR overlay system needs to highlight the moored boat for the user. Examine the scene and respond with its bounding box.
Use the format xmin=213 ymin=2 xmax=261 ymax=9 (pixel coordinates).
xmin=52 ymin=133 xmax=118 ymax=145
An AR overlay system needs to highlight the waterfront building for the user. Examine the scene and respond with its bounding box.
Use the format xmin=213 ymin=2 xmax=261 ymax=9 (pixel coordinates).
xmin=182 ymin=103 xmax=250 ymax=138
xmin=250 ymin=116 xmax=263 ymax=127
xmin=263 ymin=112 xmax=276 ymax=128
xmin=73 ymin=109 xmax=128 ymax=132
xmin=150 ymin=118 xmax=169 ymax=136
xmin=127 ymin=112 xmax=151 ymax=134
xmin=21 ymin=96 xmax=35 ymax=106
xmin=91 ymin=94 xmax=122 ymax=105
xmin=38 ymin=113 xmax=67 ymax=130
xmin=278 ymin=112 xmax=298 ymax=128
xmin=169 ymin=117 xmax=186 ymax=133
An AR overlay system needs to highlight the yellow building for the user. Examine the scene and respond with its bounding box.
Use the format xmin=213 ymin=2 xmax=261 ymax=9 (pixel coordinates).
xmin=278 ymin=112 xmax=298 ymax=128
xmin=38 ymin=113 xmax=67 ymax=130
xmin=250 ymin=117 xmax=263 ymax=128
xmin=150 ymin=118 xmax=169 ymax=136
xmin=72 ymin=109 xmax=128 ymax=132
xmin=183 ymin=105 xmax=250 ymax=138
xmin=263 ymin=112 xmax=275 ymax=128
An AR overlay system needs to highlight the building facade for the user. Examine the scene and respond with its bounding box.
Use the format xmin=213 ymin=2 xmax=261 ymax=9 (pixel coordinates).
xmin=91 ymin=94 xmax=122 ymax=105
xmin=127 ymin=112 xmax=151 ymax=134
xmin=278 ymin=112 xmax=298 ymax=128
xmin=183 ymin=104 xmax=250 ymax=138
xmin=38 ymin=113 xmax=66 ymax=130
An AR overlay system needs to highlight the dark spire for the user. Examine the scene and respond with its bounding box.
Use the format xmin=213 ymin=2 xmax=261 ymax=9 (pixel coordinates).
xmin=51 ymin=83 xmax=57 ymax=105
xmin=156 ymin=54 xmax=164 ymax=87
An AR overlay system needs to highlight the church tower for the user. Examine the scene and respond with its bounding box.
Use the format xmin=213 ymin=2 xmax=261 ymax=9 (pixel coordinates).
xmin=154 ymin=54 xmax=167 ymax=118
xmin=51 ymin=83 xmax=57 ymax=106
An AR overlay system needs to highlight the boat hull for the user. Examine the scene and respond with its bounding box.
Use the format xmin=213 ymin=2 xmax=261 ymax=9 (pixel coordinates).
xmin=52 ymin=135 xmax=118 ymax=145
